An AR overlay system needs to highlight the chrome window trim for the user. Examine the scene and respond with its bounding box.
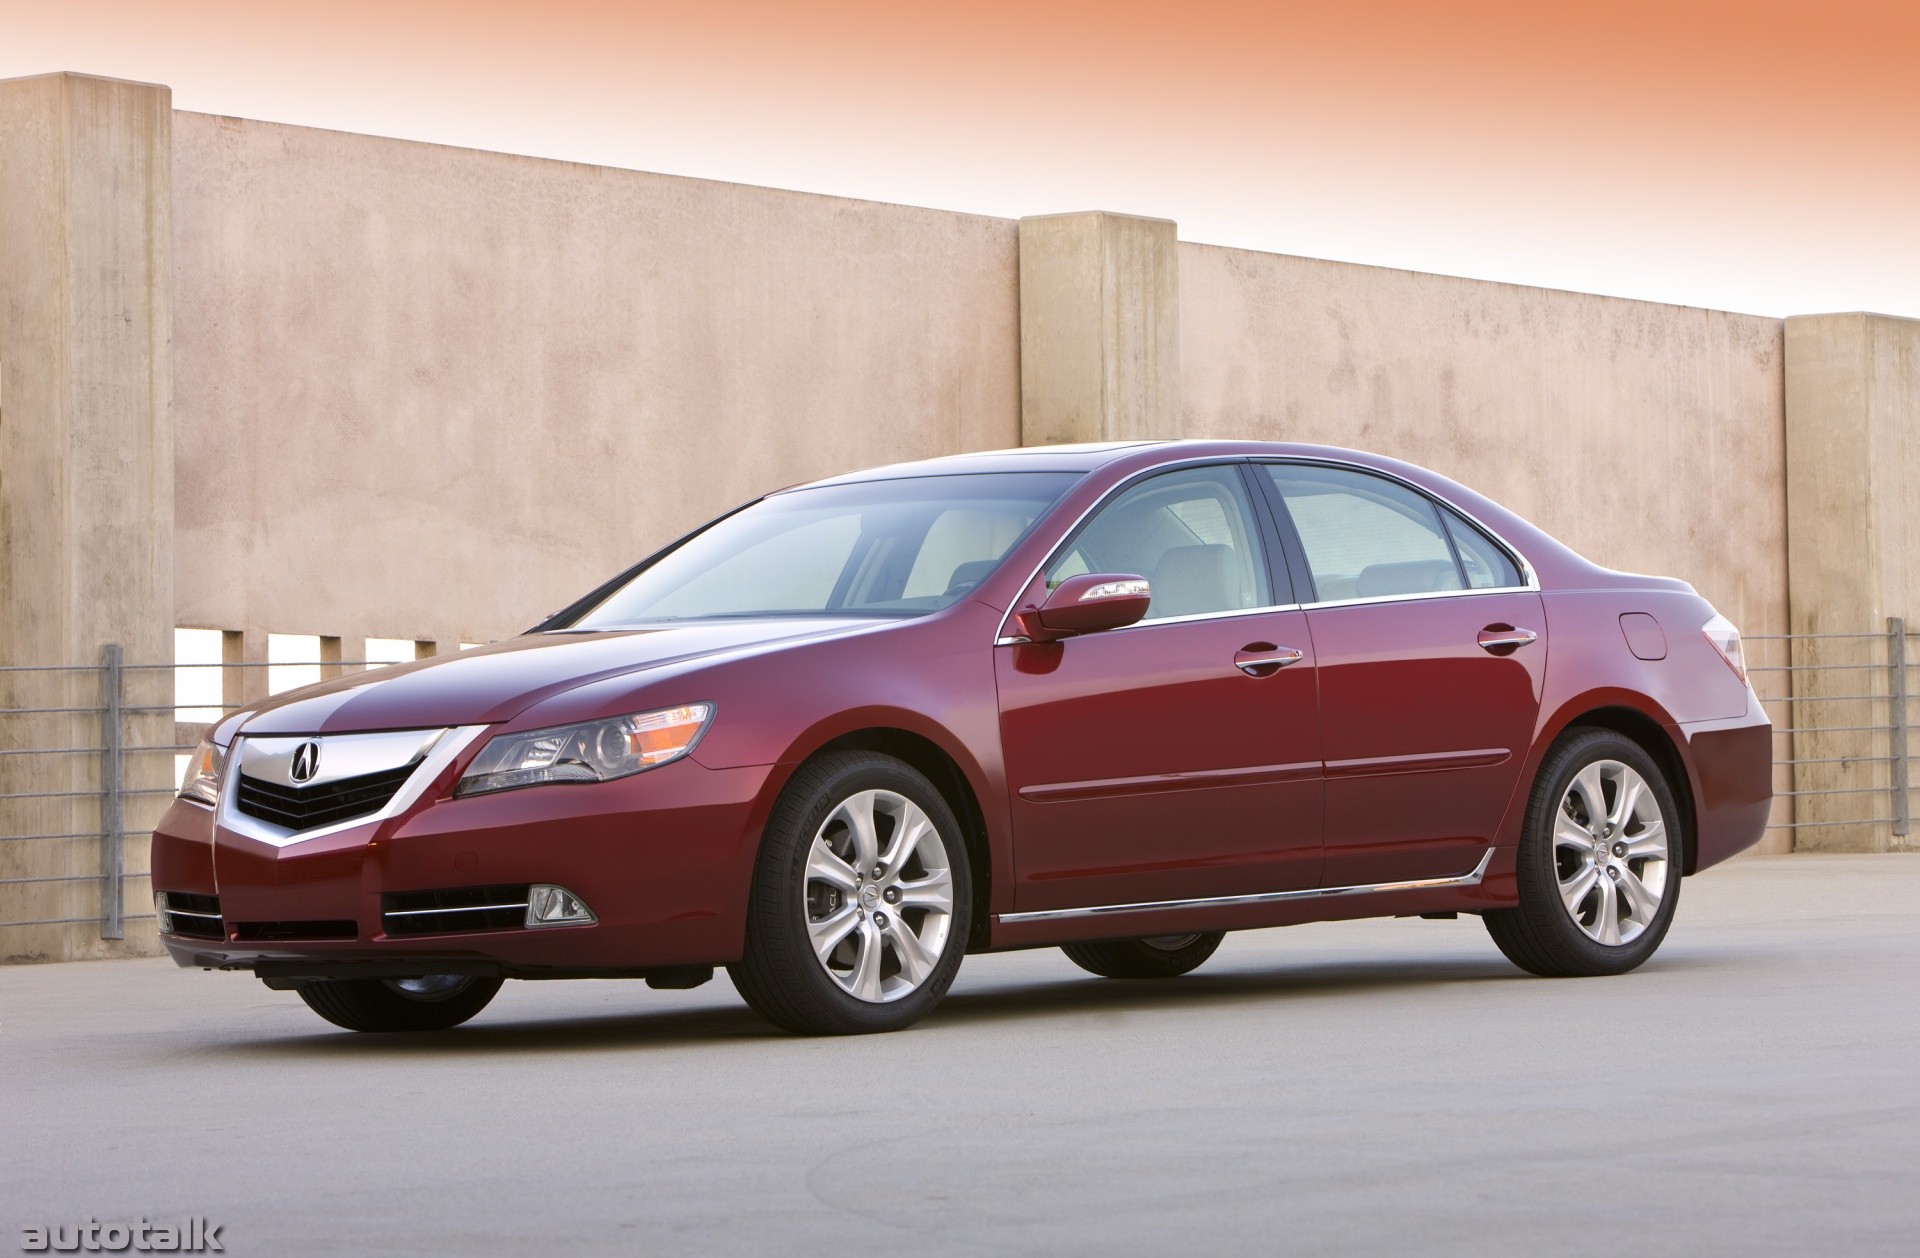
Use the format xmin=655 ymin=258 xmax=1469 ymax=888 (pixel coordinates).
xmin=216 ymin=725 xmax=490 ymax=849
xmin=997 ymin=848 xmax=1494 ymax=925
xmin=1299 ymin=585 xmax=1543 ymax=613
xmin=993 ymin=453 xmax=1539 ymax=645
xmin=993 ymin=600 xmax=1304 ymax=646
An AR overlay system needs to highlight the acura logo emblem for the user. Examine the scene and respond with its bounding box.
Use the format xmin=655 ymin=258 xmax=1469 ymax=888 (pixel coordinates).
xmin=289 ymin=741 xmax=321 ymax=785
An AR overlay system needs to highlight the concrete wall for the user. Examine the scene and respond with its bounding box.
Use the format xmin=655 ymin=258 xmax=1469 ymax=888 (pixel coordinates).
xmin=170 ymin=113 xmax=1022 ymax=650
xmin=1179 ymin=245 xmax=1787 ymax=637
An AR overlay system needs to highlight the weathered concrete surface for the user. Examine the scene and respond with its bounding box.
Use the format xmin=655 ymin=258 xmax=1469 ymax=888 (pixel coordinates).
xmin=170 ymin=113 xmax=1022 ymax=648
xmin=3 ymin=856 xmax=1914 ymax=1255
xmin=1019 ymin=212 xmax=1181 ymax=445
xmin=0 ymin=73 xmax=174 ymax=961
xmin=1783 ymin=314 xmax=1920 ymax=852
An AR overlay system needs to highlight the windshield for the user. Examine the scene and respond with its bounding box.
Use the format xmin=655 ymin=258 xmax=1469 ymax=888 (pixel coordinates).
xmin=565 ymin=472 xmax=1081 ymax=627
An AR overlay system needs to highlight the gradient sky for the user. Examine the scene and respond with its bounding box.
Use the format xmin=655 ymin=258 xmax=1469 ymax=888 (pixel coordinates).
xmin=4 ymin=0 xmax=1916 ymax=317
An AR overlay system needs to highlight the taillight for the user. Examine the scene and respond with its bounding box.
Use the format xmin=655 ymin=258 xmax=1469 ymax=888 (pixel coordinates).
xmin=1702 ymin=613 xmax=1748 ymax=685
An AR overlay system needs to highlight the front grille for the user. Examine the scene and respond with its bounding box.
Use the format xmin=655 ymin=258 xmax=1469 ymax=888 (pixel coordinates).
xmin=161 ymin=892 xmax=223 ymax=940
xmin=382 ymin=884 xmax=531 ymax=937
xmin=236 ymin=763 xmax=417 ymax=831
xmin=232 ymin=920 xmax=358 ymax=942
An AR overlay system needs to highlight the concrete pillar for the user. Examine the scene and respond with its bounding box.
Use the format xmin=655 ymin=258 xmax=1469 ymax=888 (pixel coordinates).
xmin=1784 ymin=313 xmax=1920 ymax=852
xmin=0 ymin=73 xmax=175 ymax=960
xmin=1018 ymin=212 xmax=1181 ymax=446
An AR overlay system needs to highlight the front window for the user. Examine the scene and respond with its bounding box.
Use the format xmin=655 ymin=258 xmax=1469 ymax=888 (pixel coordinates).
xmin=1044 ymin=465 xmax=1272 ymax=621
xmin=566 ymin=473 xmax=1080 ymax=627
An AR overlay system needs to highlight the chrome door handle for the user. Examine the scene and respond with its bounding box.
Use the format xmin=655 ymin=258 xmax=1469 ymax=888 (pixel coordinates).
xmin=1234 ymin=644 xmax=1305 ymax=676
xmin=1477 ymin=625 xmax=1538 ymax=655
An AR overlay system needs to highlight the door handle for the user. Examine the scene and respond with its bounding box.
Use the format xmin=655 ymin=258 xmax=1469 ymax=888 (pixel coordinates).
xmin=1477 ymin=624 xmax=1538 ymax=655
xmin=1235 ymin=643 xmax=1305 ymax=676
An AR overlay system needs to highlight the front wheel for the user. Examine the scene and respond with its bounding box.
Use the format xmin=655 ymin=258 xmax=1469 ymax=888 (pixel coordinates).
xmin=297 ymin=974 xmax=503 ymax=1032
xmin=1062 ymin=932 xmax=1224 ymax=979
xmin=1484 ymin=729 xmax=1683 ymax=977
xmin=729 ymin=752 xmax=972 ymax=1035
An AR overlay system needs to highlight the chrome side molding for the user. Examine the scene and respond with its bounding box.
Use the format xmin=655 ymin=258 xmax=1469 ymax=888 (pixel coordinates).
xmin=996 ymin=847 xmax=1495 ymax=925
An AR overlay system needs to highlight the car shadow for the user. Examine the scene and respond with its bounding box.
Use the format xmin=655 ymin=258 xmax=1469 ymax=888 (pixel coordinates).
xmin=212 ymin=951 xmax=1552 ymax=1059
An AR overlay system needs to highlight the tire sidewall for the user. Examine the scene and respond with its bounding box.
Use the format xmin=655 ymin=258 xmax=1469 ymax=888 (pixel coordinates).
xmin=1522 ymin=731 xmax=1684 ymax=971
xmin=756 ymin=755 xmax=972 ymax=1031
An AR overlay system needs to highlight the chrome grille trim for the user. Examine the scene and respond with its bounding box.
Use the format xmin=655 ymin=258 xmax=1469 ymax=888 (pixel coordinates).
xmin=216 ymin=725 xmax=490 ymax=849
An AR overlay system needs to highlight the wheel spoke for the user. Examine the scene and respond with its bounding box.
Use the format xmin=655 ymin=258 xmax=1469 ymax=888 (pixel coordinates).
xmin=1567 ymin=763 xmax=1608 ymax=829
xmin=1608 ymin=771 xmax=1646 ymax=833
xmin=836 ymin=792 xmax=882 ymax=871
xmin=881 ymin=802 xmax=934 ymax=879
xmin=1592 ymin=876 xmax=1622 ymax=945
xmin=896 ymin=866 xmax=953 ymax=911
xmin=889 ymin=919 xmax=938 ymax=986
xmin=807 ymin=904 xmax=860 ymax=962
xmin=1623 ymin=823 xmax=1668 ymax=861
xmin=806 ymin=842 xmax=859 ymax=893
xmin=849 ymin=920 xmax=885 ymax=1002
xmin=1617 ymin=866 xmax=1662 ymax=925
xmin=1560 ymin=864 xmax=1599 ymax=917
xmin=1554 ymin=812 xmax=1595 ymax=853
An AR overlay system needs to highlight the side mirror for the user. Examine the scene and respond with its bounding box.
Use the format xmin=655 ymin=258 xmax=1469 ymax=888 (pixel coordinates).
xmin=1016 ymin=574 xmax=1152 ymax=642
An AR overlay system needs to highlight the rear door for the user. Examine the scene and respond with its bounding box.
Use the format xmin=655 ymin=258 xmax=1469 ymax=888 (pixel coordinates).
xmin=1255 ymin=462 xmax=1545 ymax=888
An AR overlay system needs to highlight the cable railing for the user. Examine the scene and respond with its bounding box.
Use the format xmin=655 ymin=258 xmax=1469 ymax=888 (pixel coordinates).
xmin=2 ymin=625 xmax=1914 ymax=940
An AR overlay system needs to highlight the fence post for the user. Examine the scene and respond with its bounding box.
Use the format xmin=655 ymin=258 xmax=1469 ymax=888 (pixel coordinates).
xmin=1890 ymin=618 xmax=1909 ymax=842
xmin=99 ymin=643 xmax=125 ymax=939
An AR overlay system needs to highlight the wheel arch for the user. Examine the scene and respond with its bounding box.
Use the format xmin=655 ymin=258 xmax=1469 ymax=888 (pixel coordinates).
xmin=1544 ymin=704 xmax=1700 ymax=874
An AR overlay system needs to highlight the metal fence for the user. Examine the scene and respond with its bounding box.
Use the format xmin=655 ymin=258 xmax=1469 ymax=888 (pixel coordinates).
xmin=1747 ymin=619 xmax=1913 ymax=843
xmin=2 ymin=625 xmax=1916 ymax=941
xmin=0 ymin=651 xmax=388 ymax=946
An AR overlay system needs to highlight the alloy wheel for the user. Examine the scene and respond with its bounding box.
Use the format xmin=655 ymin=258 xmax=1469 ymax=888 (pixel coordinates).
xmin=802 ymin=789 xmax=955 ymax=1003
xmin=1553 ymin=759 xmax=1670 ymax=946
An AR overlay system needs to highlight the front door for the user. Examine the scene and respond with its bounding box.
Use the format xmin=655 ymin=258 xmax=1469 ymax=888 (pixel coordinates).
xmin=997 ymin=464 xmax=1324 ymax=913
xmin=1257 ymin=461 xmax=1546 ymax=887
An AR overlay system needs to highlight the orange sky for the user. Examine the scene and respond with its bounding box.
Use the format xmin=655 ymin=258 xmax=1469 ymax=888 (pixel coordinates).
xmin=3 ymin=0 xmax=1917 ymax=316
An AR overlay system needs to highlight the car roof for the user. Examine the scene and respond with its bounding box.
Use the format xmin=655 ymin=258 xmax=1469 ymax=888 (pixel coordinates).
xmin=787 ymin=442 xmax=1163 ymax=488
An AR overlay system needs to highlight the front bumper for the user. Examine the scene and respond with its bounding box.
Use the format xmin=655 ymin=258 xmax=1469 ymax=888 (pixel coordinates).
xmin=151 ymin=752 xmax=778 ymax=977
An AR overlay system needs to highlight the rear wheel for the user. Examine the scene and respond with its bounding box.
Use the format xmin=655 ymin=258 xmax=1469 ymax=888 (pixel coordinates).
xmin=297 ymin=974 xmax=503 ymax=1032
xmin=729 ymin=752 xmax=972 ymax=1035
xmin=1061 ymin=931 xmax=1224 ymax=979
xmin=1484 ymin=728 xmax=1683 ymax=977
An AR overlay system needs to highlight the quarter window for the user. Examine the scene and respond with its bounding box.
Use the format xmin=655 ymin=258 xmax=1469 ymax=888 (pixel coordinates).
xmin=1263 ymin=465 xmax=1469 ymax=601
xmin=1045 ymin=466 xmax=1271 ymax=621
xmin=1443 ymin=510 xmax=1523 ymax=589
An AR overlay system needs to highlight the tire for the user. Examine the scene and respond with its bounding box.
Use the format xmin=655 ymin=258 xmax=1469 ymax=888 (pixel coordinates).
xmin=1061 ymin=932 xmax=1225 ymax=979
xmin=729 ymin=751 xmax=972 ymax=1035
xmin=1484 ymin=728 xmax=1684 ymax=978
xmin=297 ymin=974 xmax=503 ymax=1032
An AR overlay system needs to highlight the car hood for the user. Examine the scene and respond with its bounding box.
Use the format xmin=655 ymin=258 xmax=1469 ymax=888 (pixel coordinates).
xmin=228 ymin=618 xmax=891 ymax=737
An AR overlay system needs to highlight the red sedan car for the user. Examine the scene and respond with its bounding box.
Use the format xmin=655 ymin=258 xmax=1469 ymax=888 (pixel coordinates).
xmin=153 ymin=441 xmax=1772 ymax=1035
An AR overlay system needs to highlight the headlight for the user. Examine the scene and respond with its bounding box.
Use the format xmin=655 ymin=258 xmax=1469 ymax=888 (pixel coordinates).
xmin=455 ymin=703 xmax=714 ymax=798
xmin=179 ymin=738 xmax=225 ymax=807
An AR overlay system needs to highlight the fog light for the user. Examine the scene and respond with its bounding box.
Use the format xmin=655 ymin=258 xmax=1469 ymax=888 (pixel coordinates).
xmin=154 ymin=892 xmax=173 ymax=932
xmin=525 ymin=884 xmax=596 ymax=928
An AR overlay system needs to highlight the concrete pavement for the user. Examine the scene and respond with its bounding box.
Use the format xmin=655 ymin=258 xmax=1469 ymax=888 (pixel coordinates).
xmin=4 ymin=854 xmax=1917 ymax=1256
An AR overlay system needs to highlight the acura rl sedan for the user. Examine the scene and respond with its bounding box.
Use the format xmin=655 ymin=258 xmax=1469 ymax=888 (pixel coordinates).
xmin=153 ymin=441 xmax=1772 ymax=1035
